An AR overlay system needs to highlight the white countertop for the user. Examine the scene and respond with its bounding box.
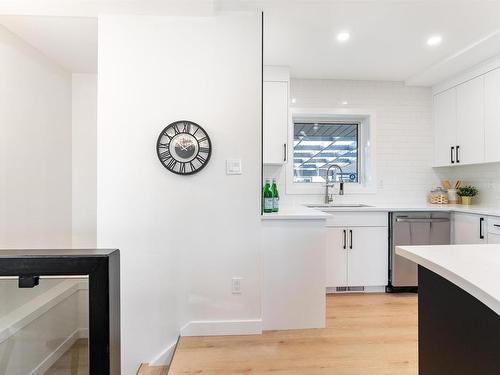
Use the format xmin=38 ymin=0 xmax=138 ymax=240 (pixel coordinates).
xmin=396 ymin=244 xmax=500 ymax=315
xmin=261 ymin=203 xmax=500 ymax=220
xmin=316 ymin=203 xmax=500 ymax=216
xmin=261 ymin=205 xmax=331 ymax=220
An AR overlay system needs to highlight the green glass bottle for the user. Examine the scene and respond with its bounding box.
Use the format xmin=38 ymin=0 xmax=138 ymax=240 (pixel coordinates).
xmin=263 ymin=179 xmax=273 ymax=213
xmin=271 ymin=178 xmax=279 ymax=213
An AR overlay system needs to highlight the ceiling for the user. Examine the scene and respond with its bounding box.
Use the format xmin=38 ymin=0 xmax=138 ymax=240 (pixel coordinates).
xmin=0 ymin=15 xmax=97 ymax=73
xmin=253 ymin=1 xmax=500 ymax=84
xmin=1 ymin=1 xmax=500 ymax=84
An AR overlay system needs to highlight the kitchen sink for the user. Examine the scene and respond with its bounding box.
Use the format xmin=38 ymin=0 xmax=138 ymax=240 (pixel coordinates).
xmin=306 ymin=204 xmax=373 ymax=208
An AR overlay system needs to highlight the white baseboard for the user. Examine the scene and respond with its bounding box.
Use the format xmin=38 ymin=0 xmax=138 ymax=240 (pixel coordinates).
xmin=149 ymin=338 xmax=179 ymax=366
xmin=180 ymin=319 xmax=262 ymax=337
xmin=30 ymin=327 xmax=88 ymax=375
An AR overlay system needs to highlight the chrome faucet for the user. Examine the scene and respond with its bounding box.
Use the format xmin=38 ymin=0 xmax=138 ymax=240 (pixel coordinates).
xmin=325 ymin=164 xmax=344 ymax=204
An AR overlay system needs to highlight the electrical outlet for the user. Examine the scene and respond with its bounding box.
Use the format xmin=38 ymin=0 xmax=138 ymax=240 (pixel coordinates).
xmin=231 ymin=277 xmax=242 ymax=294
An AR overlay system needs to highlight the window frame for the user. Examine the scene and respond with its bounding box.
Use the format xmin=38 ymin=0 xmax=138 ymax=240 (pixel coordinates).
xmin=285 ymin=107 xmax=377 ymax=195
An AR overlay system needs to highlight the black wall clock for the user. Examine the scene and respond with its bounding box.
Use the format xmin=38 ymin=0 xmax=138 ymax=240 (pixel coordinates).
xmin=156 ymin=120 xmax=212 ymax=175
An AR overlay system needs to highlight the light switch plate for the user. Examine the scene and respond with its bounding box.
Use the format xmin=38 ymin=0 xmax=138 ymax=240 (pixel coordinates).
xmin=226 ymin=159 xmax=242 ymax=175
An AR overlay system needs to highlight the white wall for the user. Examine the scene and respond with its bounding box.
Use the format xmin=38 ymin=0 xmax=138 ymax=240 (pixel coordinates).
xmin=265 ymin=79 xmax=439 ymax=205
xmin=435 ymin=163 xmax=500 ymax=206
xmin=71 ymin=73 xmax=97 ymax=247
xmin=97 ymin=13 xmax=261 ymax=373
xmin=0 ymin=24 xmax=72 ymax=248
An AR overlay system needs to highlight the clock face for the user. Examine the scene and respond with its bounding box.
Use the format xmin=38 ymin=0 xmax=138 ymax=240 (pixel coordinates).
xmin=156 ymin=121 xmax=212 ymax=175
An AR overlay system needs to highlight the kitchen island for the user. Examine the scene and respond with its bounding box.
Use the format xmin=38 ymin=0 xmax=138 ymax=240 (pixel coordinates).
xmin=396 ymin=245 xmax=500 ymax=375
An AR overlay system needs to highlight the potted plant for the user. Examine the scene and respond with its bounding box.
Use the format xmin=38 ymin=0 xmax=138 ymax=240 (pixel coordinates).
xmin=457 ymin=185 xmax=478 ymax=205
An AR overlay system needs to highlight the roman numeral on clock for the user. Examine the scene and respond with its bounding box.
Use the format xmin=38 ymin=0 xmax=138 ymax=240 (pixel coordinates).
xmin=199 ymin=147 xmax=210 ymax=154
xmin=197 ymin=136 xmax=208 ymax=143
xmin=159 ymin=150 xmax=171 ymax=161
xmin=167 ymin=158 xmax=177 ymax=170
xmin=196 ymin=154 xmax=207 ymax=164
xmin=179 ymin=163 xmax=186 ymax=174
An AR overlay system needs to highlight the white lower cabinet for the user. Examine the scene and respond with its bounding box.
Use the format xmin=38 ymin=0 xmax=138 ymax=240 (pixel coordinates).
xmin=348 ymin=227 xmax=389 ymax=287
xmin=326 ymin=228 xmax=348 ymax=286
xmin=326 ymin=213 xmax=388 ymax=289
xmin=453 ymin=212 xmax=487 ymax=244
xmin=487 ymin=217 xmax=500 ymax=244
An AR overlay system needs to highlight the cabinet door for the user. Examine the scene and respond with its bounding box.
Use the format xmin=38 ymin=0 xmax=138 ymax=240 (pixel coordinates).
xmin=487 ymin=218 xmax=500 ymax=244
xmin=348 ymin=227 xmax=388 ymax=287
xmin=453 ymin=213 xmax=487 ymax=244
xmin=263 ymin=81 xmax=288 ymax=164
xmin=457 ymin=76 xmax=485 ymax=165
xmin=485 ymin=68 xmax=500 ymax=162
xmin=433 ymin=88 xmax=457 ymax=167
xmin=326 ymin=227 xmax=348 ymax=287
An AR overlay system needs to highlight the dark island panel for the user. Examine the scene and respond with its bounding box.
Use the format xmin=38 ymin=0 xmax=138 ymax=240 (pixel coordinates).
xmin=418 ymin=265 xmax=500 ymax=375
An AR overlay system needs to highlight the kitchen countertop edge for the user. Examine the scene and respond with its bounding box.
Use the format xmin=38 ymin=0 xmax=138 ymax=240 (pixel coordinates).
xmin=261 ymin=204 xmax=500 ymax=220
xmin=261 ymin=206 xmax=330 ymax=220
xmin=396 ymin=245 xmax=500 ymax=316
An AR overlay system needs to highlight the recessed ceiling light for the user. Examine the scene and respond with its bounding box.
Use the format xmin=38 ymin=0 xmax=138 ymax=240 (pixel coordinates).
xmin=291 ymin=98 xmax=297 ymax=104
xmin=341 ymin=100 xmax=349 ymax=105
xmin=336 ymin=31 xmax=350 ymax=43
xmin=427 ymin=35 xmax=442 ymax=46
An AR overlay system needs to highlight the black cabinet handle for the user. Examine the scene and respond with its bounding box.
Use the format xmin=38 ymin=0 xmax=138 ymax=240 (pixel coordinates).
xmin=480 ymin=218 xmax=485 ymax=239
xmin=451 ymin=146 xmax=455 ymax=164
xmin=456 ymin=145 xmax=460 ymax=163
xmin=349 ymin=230 xmax=353 ymax=250
xmin=343 ymin=230 xmax=346 ymax=249
xmin=283 ymin=143 xmax=287 ymax=162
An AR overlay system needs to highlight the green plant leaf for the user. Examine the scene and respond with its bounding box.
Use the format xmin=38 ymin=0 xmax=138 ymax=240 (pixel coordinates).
xmin=457 ymin=185 xmax=478 ymax=197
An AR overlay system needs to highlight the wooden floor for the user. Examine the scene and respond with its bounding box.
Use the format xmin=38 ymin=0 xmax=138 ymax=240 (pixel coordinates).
xmin=44 ymin=338 xmax=169 ymax=375
xmin=45 ymin=339 xmax=89 ymax=374
xmin=168 ymin=293 xmax=418 ymax=375
xmin=137 ymin=363 xmax=170 ymax=375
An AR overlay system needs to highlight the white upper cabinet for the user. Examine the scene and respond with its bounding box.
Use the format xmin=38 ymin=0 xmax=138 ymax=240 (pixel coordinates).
xmin=263 ymin=66 xmax=289 ymax=165
xmin=433 ymin=75 xmax=493 ymax=166
xmin=434 ymin=88 xmax=457 ymax=167
xmin=456 ymin=76 xmax=485 ymax=165
xmin=433 ymin=62 xmax=500 ymax=167
xmin=485 ymin=68 xmax=500 ymax=163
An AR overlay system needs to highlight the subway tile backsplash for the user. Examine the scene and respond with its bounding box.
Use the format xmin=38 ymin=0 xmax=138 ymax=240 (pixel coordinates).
xmin=267 ymin=79 xmax=441 ymax=206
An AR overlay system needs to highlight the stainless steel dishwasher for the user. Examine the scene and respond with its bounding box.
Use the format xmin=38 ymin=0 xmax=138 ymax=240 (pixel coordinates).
xmin=387 ymin=212 xmax=450 ymax=292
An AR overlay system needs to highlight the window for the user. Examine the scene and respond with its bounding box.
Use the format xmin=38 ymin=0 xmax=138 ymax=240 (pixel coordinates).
xmin=293 ymin=121 xmax=359 ymax=184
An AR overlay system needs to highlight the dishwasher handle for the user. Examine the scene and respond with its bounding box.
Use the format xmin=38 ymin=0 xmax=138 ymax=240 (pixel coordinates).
xmin=395 ymin=218 xmax=450 ymax=223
